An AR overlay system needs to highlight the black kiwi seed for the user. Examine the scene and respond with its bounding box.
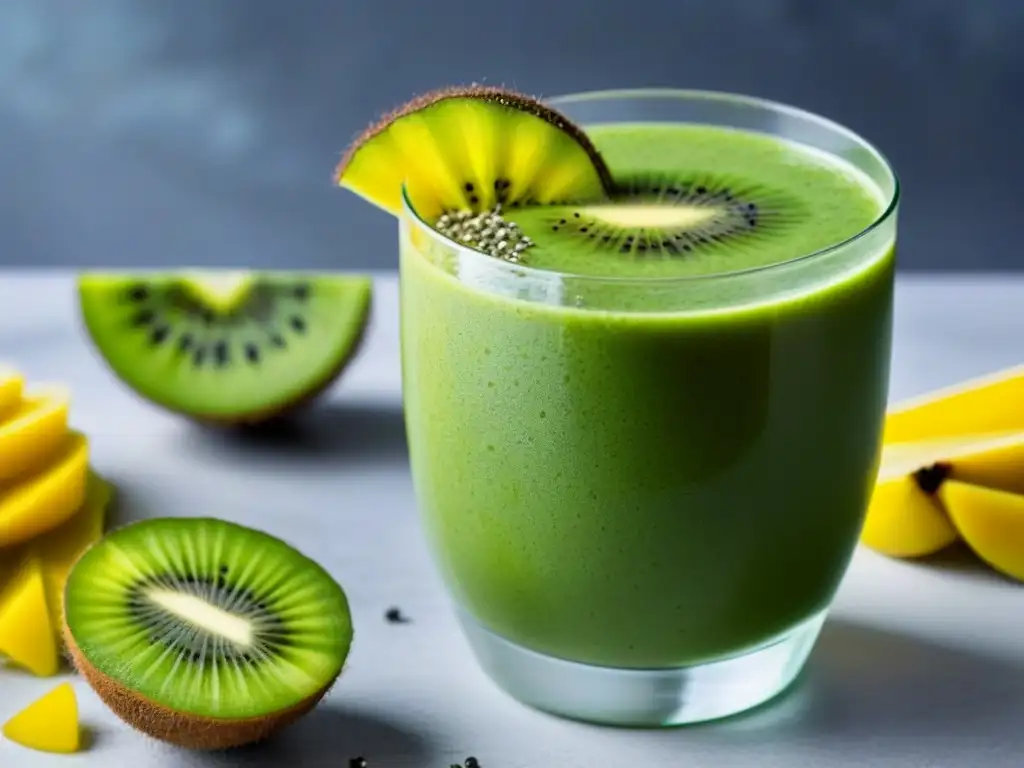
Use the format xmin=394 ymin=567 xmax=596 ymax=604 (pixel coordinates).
xmin=192 ymin=347 xmax=206 ymax=367
xmin=269 ymin=333 xmax=286 ymax=348
xmin=245 ymin=343 xmax=260 ymax=363
xmin=293 ymin=284 xmax=309 ymax=301
xmin=289 ymin=316 xmax=306 ymax=333
xmin=126 ymin=285 xmax=149 ymax=302
xmin=131 ymin=309 xmax=155 ymax=327
xmin=177 ymin=334 xmax=194 ymax=352
xmin=149 ymin=325 xmax=170 ymax=346
xmin=385 ymin=606 xmax=411 ymax=624
xmin=214 ymin=340 xmax=229 ymax=366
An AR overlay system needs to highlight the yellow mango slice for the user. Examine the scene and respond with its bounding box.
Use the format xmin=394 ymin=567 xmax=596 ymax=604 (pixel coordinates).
xmin=0 ymin=386 xmax=72 ymax=482
xmin=884 ymin=365 xmax=1024 ymax=443
xmin=0 ymin=431 xmax=89 ymax=547
xmin=0 ymin=555 xmax=59 ymax=676
xmin=860 ymin=432 xmax=1024 ymax=557
xmin=33 ymin=471 xmax=113 ymax=631
xmin=939 ymin=480 xmax=1024 ymax=582
xmin=0 ymin=367 xmax=23 ymax=422
xmin=861 ymin=475 xmax=957 ymax=557
xmin=2 ymin=682 xmax=80 ymax=754
xmin=943 ymin=438 xmax=1024 ymax=495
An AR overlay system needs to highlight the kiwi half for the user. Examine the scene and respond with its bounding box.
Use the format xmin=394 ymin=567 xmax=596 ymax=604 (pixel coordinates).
xmin=62 ymin=517 xmax=353 ymax=751
xmin=78 ymin=272 xmax=372 ymax=425
xmin=334 ymin=85 xmax=614 ymax=221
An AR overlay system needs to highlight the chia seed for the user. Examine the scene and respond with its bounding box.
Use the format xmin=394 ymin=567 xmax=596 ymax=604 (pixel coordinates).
xmin=434 ymin=204 xmax=534 ymax=263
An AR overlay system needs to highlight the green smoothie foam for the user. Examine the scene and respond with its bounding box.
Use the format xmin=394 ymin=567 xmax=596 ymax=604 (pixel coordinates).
xmin=400 ymin=121 xmax=895 ymax=669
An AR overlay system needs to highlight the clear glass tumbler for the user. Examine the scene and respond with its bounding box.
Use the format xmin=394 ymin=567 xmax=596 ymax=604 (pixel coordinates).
xmin=399 ymin=89 xmax=899 ymax=727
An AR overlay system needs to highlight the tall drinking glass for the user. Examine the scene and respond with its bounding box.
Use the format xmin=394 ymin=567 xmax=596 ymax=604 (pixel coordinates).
xmin=399 ymin=89 xmax=899 ymax=726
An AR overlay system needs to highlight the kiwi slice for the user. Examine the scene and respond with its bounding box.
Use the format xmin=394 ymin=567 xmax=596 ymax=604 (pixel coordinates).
xmin=78 ymin=271 xmax=372 ymax=424
xmin=62 ymin=517 xmax=353 ymax=751
xmin=334 ymin=85 xmax=614 ymax=221
xmin=503 ymin=170 xmax=809 ymax=271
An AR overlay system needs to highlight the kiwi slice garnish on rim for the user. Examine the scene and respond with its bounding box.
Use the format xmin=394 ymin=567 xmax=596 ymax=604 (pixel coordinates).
xmin=62 ymin=517 xmax=353 ymax=751
xmin=331 ymin=86 xmax=821 ymax=272
xmin=334 ymin=84 xmax=615 ymax=222
xmin=507 ymin=170 xmax=809 ymax=263
xmin=77 ymin=271 xmax=372 ymax=425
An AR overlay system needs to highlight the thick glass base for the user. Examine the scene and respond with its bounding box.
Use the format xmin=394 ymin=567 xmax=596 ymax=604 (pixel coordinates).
xmin=458 ymin=609 xmax=827 ymax=727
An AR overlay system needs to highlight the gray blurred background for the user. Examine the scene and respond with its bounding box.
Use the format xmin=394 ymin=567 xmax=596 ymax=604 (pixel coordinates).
xmin=0 ymin=0 xmax=1021 ymax=271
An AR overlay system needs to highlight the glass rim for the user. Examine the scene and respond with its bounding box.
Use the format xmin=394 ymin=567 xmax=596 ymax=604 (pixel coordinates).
xmin=401 ymin=87 xmax=900 ymax=287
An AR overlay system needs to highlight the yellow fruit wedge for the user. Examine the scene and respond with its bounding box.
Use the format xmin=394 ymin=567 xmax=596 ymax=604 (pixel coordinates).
xmin=938 ymin=481 xmax=1024 ymax=582
xmin=942 ymin=438 xmax=1024 ymax=495
xmin=0 ymin=555 xmax=59 ymax=676
xmin=0 ymin=367 xmax=23 ymax=422
xmin=2 ymin=682 xmax=81 ymax=754
xmin=0 ymin=387 xmax=72 ymax=482
xmin=34 ymin=471 xmax=113 ymax=632
xmin=0 ymin=431 xmax=89 ymax=547
xmin=884 ymin=364 xmax=1024 ymax=443
xmin=861 ymin=431 xmax=1024 ymax=557
xmin=861 ymin=474 xmax=957 ymax=558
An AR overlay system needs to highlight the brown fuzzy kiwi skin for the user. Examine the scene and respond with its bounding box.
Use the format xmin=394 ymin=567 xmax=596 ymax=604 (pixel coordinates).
xmin=63 ymin=618 xmax=341 ymax=751
xmin=83 ymin=287 xmax=373 ymax=429
xmin=334 ymin=83 xmax=616 ymax=194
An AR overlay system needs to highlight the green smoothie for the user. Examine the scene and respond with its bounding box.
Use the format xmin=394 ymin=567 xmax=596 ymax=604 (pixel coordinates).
xmin=400 ymin=122 xmax=894 ymax=669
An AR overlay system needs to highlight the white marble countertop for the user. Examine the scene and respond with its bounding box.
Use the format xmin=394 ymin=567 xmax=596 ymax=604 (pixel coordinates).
xmin=1 ymin=271 xmax=1023 ymax=768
